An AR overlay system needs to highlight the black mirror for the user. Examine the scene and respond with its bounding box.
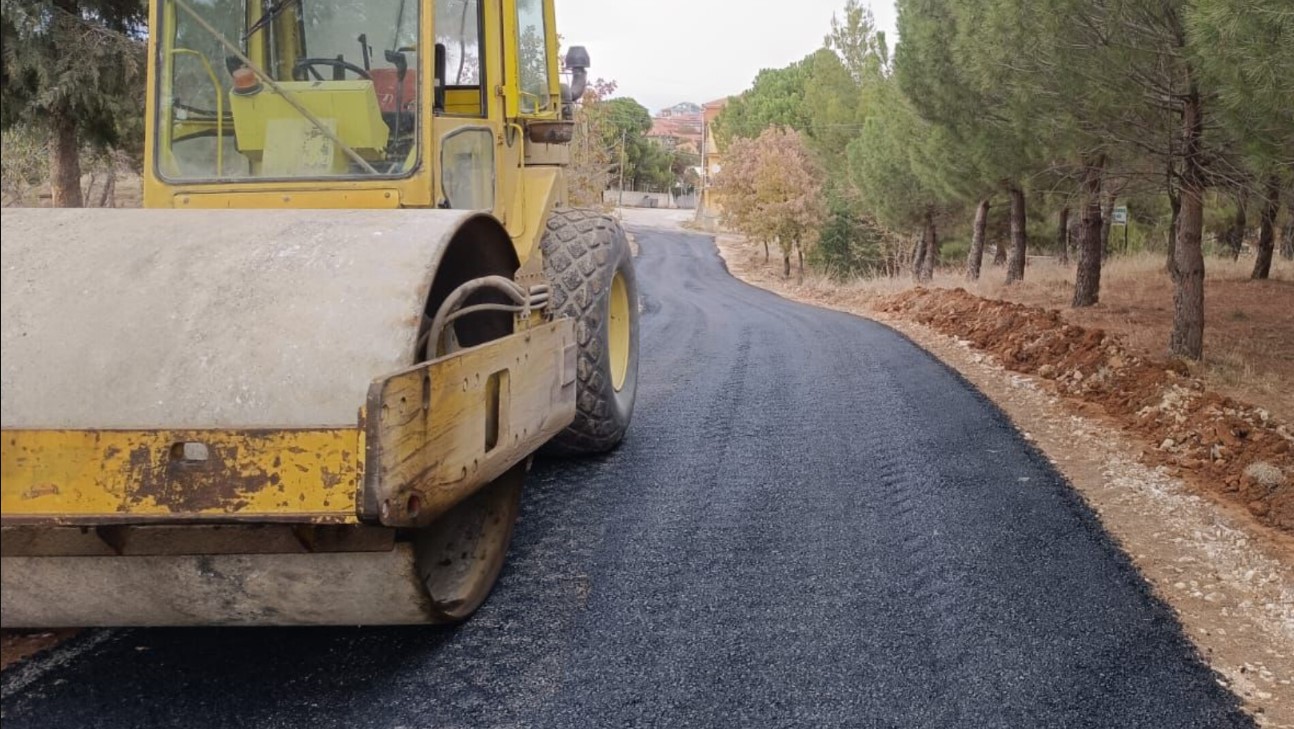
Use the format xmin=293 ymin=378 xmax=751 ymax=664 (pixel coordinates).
xmin=384 ymin=49 xmax=408 ymax=81
xmin=564 ymin=45 xmax=590 ymax=101
xmin=564 ymin=46 xmax=590 ymax=70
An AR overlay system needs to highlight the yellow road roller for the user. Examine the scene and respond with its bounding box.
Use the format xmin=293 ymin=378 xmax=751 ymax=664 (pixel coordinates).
xmin=0 ymin=0 xmax=638 ymax=625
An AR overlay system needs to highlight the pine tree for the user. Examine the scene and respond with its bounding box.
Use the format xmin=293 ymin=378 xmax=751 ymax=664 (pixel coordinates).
xmin=894 ymin=0 xmax=1042 ymax=284
xmin=846 ymin=79 xmax=952 ymax=283
xmin=2 ymin=0 xmax=146 ymax=207
xmin=1188 ymin=0 xmax=1294 ymax=280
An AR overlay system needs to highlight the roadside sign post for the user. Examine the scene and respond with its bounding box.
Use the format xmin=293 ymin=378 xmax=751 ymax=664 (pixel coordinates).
xmin=1113 ymin=205 xmax=1129 ymax=252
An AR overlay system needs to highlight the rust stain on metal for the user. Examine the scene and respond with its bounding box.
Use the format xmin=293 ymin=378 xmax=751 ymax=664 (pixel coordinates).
xmin=4 ymin=428 xmax=361 ymax=524
xmin=129 ymin=441 xmax=272 ymax=513
xmin=23 ymin=483 xmax=59 ymax=499
xmin=319 ymin=466 xmax=344 ymax=490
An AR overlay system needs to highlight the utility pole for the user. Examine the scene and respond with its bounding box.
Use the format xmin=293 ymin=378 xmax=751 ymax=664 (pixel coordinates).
xmin=617 ymin=129 xmax=627 ymax=207
xmin=698 ymin=109 xmax=706 ymax=205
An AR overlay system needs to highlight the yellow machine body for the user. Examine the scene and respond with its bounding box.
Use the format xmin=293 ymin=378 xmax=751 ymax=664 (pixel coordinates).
xmin=0 ymin=0 xmax=593 ymax=626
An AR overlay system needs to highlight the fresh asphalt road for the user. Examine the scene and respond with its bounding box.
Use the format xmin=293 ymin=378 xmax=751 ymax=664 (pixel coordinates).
xmin=0 ymin=220 xmax=1250 ymax=728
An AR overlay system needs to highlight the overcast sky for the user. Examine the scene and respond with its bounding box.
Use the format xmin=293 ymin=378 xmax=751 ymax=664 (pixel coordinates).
xmin=555 ymin=0 xmax=898 ymax=114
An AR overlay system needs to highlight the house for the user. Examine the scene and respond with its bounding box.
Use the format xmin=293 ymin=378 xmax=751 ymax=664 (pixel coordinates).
xmin=646 ymin=102 xmax=704 ymax=150
xmin=697 ymin=97 xmax=729 ymax=227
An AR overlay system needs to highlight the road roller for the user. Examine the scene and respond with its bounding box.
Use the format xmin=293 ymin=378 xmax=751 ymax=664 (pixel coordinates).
xmin=0 ymin=0 xmax=639 ymax=625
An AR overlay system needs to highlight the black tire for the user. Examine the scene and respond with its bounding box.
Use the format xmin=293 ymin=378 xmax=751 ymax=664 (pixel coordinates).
xmin=541 ymin=208 xmax=639 ymax=455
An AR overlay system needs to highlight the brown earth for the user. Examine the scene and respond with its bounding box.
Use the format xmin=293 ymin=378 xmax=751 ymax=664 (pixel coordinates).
xmin=1 ymin=631 xmax=78 ymax=671
xmin=971 ymin=261 xmax=1294 ymax=427
xmin=876 ymin=287 xmax=1293 ymax=533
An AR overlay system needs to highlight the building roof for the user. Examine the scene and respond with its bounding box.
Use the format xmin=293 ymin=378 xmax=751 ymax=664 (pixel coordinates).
xmin=702 ymin=97 xmax=729 ymax=123
xmin=647 ymin=113 xmax=703 ymax=145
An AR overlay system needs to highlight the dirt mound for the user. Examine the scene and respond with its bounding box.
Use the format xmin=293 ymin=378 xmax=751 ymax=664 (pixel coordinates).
xmin=877 ymin=288 xmax=1293 ymax=532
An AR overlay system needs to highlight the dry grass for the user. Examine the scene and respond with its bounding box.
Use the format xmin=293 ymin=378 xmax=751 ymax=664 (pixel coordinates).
xmin=779 ymin=251 xmax=1294 ymax=424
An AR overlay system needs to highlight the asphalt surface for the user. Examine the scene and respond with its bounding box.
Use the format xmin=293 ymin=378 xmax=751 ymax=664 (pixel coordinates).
xmin=1 ymin=223 xmax=1251 ymax=728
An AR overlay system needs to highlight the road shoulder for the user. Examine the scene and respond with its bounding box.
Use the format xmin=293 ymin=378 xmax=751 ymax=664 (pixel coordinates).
xmin=701 ymin=227 xmax=1294 ymax=728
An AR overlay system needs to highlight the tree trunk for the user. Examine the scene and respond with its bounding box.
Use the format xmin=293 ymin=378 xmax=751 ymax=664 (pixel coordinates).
xmin=925 ymin=222 xmax=939 ymax=282
xmin=1170 ymin=89 xmax=1206 ymax=360
xmin=1006 ymin=184 xmax=1027 ymax=283
xmin=782 ymin=252 xmax=791 ymax=278
xmin=1251 ymin=176 xmax=1280 ymax=280
xmin=97 ymin=165 xmax=117 ymax=208
xmin=1225 ymin=191 xmax=1247 ymax=261
xmin=967 ymin=198 xmax=990 ymax=280
xmin=1099 ymin=192 xmax=1115 ymax=259
xmin=763 ymin=239 xmax=769 ymax=263
xmin=1281 ymin=218 xmax=1294 ymax=261
xmin=1056 ymin=206 xmax=1070 ymax=265
xmin=49 ymin=112 xmax=84 ymax=208
xmin=82 ymin=171 xmax=98 ymax=205
xmin=993 ymin=236 xmax=1007 ymax=266
xmin=918 ymin=211 xmax=938 ymax=283
xmin=1167 ymin=183 xmax=1181 ymax=275
xmin=796 ymin=242 xmax=804 ymax=280
xmin=912 ymin=230 xmax=927 ymax=282
xmin=1072 ymin=156 xmax=1106 ymax=307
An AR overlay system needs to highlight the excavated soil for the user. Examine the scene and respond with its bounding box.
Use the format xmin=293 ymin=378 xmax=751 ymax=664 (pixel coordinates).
xmin=0 ymin=631 xmax=78 ymax=671
xmin=877 ymin=288 xmax=1293 ymax=533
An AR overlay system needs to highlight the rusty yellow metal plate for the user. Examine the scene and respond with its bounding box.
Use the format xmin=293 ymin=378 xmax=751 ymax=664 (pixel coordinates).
xmin=1 ymin=428 xmax=361 ymax=524
xmin=364 ymin=319 xmax=577 ymax=526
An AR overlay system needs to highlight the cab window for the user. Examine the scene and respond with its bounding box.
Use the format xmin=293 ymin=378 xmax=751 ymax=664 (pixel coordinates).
xmin=435 ymin=0 xmax=485 ymax=117
xmin=158 ymin=0 xmax=420 ymax=180
xmin=514 ymin=0 xmax=551 ymax=114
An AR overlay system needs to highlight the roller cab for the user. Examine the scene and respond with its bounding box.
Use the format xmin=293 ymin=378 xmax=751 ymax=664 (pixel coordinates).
xmin=0 ymin=0 xmax=638 ymax=627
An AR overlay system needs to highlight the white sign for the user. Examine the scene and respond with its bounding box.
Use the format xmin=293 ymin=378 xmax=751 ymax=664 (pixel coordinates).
xmin=1112 ymin=206 xmax=1128 ymax=225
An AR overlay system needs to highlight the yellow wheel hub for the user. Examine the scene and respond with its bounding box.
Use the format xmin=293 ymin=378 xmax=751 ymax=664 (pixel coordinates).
xmin=608 ymin=270 xmax=631 ymax=392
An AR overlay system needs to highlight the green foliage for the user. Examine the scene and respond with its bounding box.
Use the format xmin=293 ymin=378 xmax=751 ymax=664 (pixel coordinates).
xmin=0 ymin=124 xmax=48 ymax=203
xmin=812 ymin=194 xmax=894 ymax=278
xmin=939 ymin=236 xmax=970 ymax=264
xmin=713 ymin=7 xmax=900 ymax=277
xmin=631 ymin=140 xmax=676 ymax=192
xmin=1 ymin=0 xmax=147 ymax=153
xmin=597 ymin=96 xmax=677 ymax=192
xmin=825 ymin=0 xmax=889 ymax=82
xmin=801 ymin=48 xmax=863 ymax=179
xmin=895 ymin=0 xmax=1049 ymax=204
xmin=845 ymin=78 xmax=951 ymax=231
xmin=712 ymin=60 xmax=813 ymax=147
xmin=602 ymin=97 xmax=652 ymax=138
xmin=1188 ymin=0 xmax=1294 ymax=173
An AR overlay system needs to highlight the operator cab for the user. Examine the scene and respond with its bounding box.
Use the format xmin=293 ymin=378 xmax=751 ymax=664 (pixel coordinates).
xmin=157 ymin=0 xmax=497 ymax=181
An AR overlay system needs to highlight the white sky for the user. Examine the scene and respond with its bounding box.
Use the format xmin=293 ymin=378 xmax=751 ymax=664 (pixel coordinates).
xmin=555 ymin=0 xmax=899 ymax=114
